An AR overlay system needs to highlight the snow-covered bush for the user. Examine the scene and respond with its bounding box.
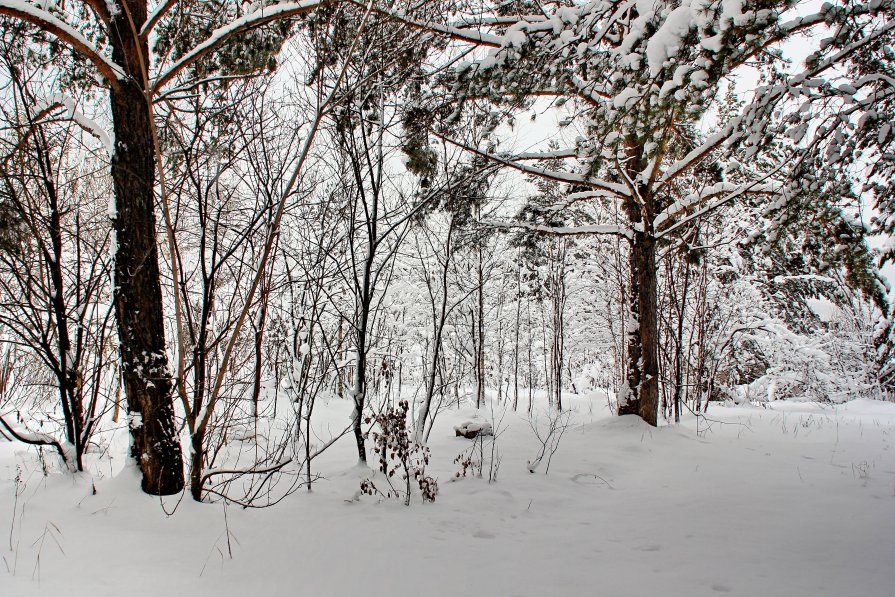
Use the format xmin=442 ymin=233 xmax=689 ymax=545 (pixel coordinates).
xmin=733 ymin=302 xmax=879 ymax=403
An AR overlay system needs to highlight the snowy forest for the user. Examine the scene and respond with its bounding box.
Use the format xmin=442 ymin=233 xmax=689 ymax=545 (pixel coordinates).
xmin=0 ymin=1 xmax=894 ymax=595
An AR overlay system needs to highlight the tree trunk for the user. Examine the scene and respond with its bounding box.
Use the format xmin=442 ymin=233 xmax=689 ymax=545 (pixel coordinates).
xmin=549 ymin=240 xmax=566 ymax=411
xmin=475 ymin=241 xmax=485 ymax=409
xmin=673 ymin=259 xmax=691 ymax=424
xmin=109 ymin=2 xmax=184 ymax=495
xmin=513 ymin=253 xmax=521 ymax=411
xmin=352 ymin=257 xmax=373 ymax=463
xmin=417 ymin=219 xmax=454 ymax=441
xmin=618 ymin=230 xmax=659 ymax=426
xmin=36 ymin=126 xmax=83 ymax=470
xmin=189 ymin=429 xmax=205 ymax=501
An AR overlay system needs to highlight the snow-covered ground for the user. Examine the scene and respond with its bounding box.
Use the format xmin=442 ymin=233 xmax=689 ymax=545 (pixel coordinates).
xmin=1 ymin=393 xmax=893 ymax=596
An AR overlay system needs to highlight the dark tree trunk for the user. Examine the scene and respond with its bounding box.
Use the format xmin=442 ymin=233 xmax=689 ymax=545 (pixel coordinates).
xmin=549 ymin=240 xmax=566 ymax=411
xmin=189 ymin=429 xmax=205 ymax=501
xmin=352 ymin=268 xmax=372 ymax=464
xmin=352 ymin=335 xmax=368 ymax=462
xmin=33 ymin=123 xmax=84 ymax=470
xmin=513 ymin=253 xmax=521 ymax=411
xmin=109 ymin=1 xmax=184 ymax=495
xmin=618 ymin=229 xmax=659 ymax=426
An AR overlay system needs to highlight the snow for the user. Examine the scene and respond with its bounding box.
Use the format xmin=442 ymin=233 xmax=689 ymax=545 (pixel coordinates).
xmin=613 ymin=86 xmax=641 ymax=109
xmin=645 ymin=6 xmax=694 ymax=76
xmin=2 ymin=393 xmax=893 ymax=596
xmin=35 ymin=94 xmax=113 ymax=155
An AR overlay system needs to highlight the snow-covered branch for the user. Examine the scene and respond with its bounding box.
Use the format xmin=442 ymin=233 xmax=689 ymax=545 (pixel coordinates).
xmin=655 ymin=181 xmax=784 ymax=230
xmin=656 ymin=123 xmax=740 ymax=191
xmin=432 ymin=130 xmax=632 ymax=199
xmin=451 ymin=14 xmax=547 ymax=29
xmin=0 ymin=0 xmax=123 ymax=82
xmin=151 ymin=0 xmax=326 ymax=94
xmin=511 ymin=148 xmax=579 ymax=160
xmin=484 ymin=220 xmax=632 ymax=239
xmin=33 ymin=95 xmax=113 ymax=154
xmin=0 ymin=414 xmax=75 ymax=470
xmin=568 ymin=75 xmax=611 ymax=105
xmin=344 ymin=0 xmax=503 ymax=47
xmin=142 ymin=0 xmax=178 ymax=38
xmin=655 ymin=180 xmax=785 ymax=239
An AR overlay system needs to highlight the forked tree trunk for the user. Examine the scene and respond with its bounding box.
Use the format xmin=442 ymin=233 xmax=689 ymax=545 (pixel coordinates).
xmin=109 ymin=1 xmax=184 ymax=495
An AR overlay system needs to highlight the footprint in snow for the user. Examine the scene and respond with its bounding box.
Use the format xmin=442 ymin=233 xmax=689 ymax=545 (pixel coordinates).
xmin=473 ymin=529 xmax=496 ymax=539
xmin=635 ymin=544 xmax=661 ymax=552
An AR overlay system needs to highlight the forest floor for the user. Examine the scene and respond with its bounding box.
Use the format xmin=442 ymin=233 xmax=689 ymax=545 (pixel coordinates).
xmin=1 ymin=392 xmax=894 ymax=596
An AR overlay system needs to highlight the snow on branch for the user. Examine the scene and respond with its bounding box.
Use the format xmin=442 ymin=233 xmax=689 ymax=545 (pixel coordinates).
xmin=343 ymin=0 xmax=504 ymax=47
xmin=151 ymin=0 xmax=326 ymax=94
xmin=511 ymin=148 xmax=579 ymax=160
xmin=656 ymin=123 xmax=740 ymax=191
xmin=484 ymin=220 xmax=632 ymax=239
xmin=451 ymin=14 xmax=547 ymax=29
xmin=432 ymin=130 xmax=632 ymax=199
xmin=0 ymin=414 xmax=75 ymax=470
xmin=33 ymin=95 xmax=113 ymax=155
xmin=0 ymin=0 xmax=123 ymax=82
xmin=142 ymin=0 xmax=177 ymax=38
xmin=655 ymin=180 xmax=785 ymax=239
xmin=778 ymin=0 xmax=890 ymax=37
xmin=568 ymin=75 xmax=612 ymax=105
xmin=546 ymin=189 xmax=625 ymax=213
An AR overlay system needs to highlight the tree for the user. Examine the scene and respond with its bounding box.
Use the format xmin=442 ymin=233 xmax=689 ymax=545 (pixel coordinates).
xmin=0 ymin=0 xmax=330 ymax=493
xmin=0 ymin=44 xmax=116 ymax=470
xmin=378 ymin=0 xmax=891 ymax=425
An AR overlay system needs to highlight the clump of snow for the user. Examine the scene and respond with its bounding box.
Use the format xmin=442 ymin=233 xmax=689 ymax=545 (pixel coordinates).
xmin=454 ymin=420 xmax=493 ymax=438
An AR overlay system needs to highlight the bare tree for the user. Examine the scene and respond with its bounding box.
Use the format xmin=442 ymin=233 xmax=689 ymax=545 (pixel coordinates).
xmin=0 ymin=50 xmax=116 ymax=471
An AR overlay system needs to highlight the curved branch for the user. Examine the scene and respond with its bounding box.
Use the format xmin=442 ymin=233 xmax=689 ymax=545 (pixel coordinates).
xmin=150 ymin=0 xmax=326 ymax=94
xmin=200 ymin=458 xmax=293 ymax=486
xmin=0 ymin=1 xmax=123 ymax=83
xmin=141 ymin=0 xmax=178 ymax=39
xmin=485 ymin=220 xmax=632 ymax=239
xmin=0 ymin=414 xmax=71 ymax=466
xmin=431 ymin=129 xmax=632 ymax=198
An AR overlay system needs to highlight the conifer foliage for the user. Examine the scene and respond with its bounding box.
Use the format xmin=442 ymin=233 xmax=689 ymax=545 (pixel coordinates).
xmin=378 ymin=0 xmax=895 ymax=423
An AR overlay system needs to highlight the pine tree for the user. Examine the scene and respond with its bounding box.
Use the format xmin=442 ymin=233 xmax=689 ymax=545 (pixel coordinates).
xmin=0 ymin=0 xmax=327 ymax=494
xmin=383 ymin=0 xmax=892 ymax=424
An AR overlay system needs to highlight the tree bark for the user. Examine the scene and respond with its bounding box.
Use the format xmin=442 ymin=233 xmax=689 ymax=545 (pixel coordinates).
xmin=189 ymin=429 xmax=205 ymax=501
xmin=618 ymin=229 xmax=659 ymax=426
xmin=109 ymin=1 xmax=184 ymax=495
